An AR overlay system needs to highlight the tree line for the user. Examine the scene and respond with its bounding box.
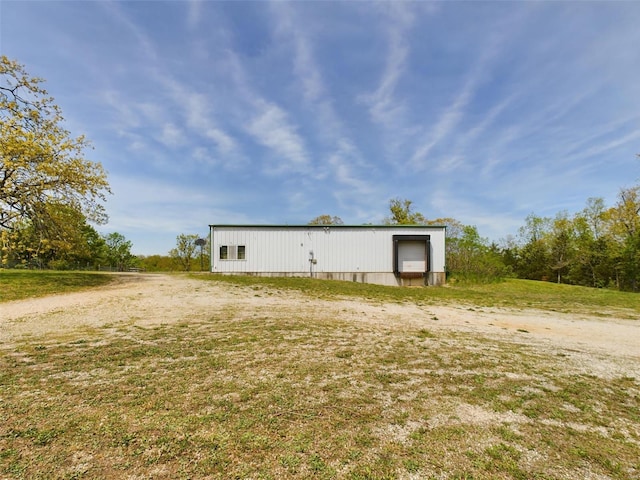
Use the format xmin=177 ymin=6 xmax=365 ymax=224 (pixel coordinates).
xmin=502 ymin=188 xmax=640 ymax=291
xmin=376 ymin=192 xmax=640 ymax=291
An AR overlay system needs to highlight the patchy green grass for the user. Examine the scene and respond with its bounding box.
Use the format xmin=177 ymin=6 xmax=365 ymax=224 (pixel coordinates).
xmin=2 ymin=273 xmax=639 ymax=478
xmin=0 ymin=270 xmax=115 ymax=302
xmin=3 ymin=269 xmax=638 ymax=318
xmin=1 ymin=309 xmax=639 ymax=479
xmin=195 ymin=274 xmax=640 ymax=319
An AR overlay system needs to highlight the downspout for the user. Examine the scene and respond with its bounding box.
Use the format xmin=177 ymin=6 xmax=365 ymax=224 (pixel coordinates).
xmin=209 ymin=226 xmax=214 ymax=273
xmin=309 ymin=250 xmax=315 ymax=278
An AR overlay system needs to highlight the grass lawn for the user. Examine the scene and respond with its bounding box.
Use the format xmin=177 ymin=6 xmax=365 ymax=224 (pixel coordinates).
xmin=0 ymin=269 xmax=115 ymax=302
xmin=199 ymin=274 xmax=640 ymax=319
xmin=1 ymin=273 xmax=638 ymax=479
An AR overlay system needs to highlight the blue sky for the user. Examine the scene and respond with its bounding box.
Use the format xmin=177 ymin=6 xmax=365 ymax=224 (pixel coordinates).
xmin=2 ymin=1 xmax=639 ymax=255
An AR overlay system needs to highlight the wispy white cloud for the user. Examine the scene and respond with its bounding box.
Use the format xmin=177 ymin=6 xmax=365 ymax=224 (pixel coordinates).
xmin=246 ymin=101 xmax=310 ymax=173
xmin=459 ymin=94 xmax=516 ymax=147
xmin=180 ymin=89 xmax=238 ymax=156
xmin=328 ymin=140 xmax=374 ymax=196
xmin=205 ymin=30 xmax=314 ymax=176
xmin=559 ymin=114 xmax=640 ymax=160
xmin=99 ymin=1 xmax=158 ymax=63
xmin=361 ymin=33 xmax=409 ymax=127
xmin=409 ymin=29 xmax=506 ymax=171
xmin=428 ymin=93 xmax=519 ymax=176
xmin=270 ymin=3 xmax=324 ymax=104
xmin=102 ymin=174 xmax=212 ymax=227
xmin=186 ymin=0 xmax=203 ymax=31
xmin=428 ymin=185 xmax=524 ymax=240
xmin=358 ymin=4 xmax=415 ymax=128
xmin=410 ymin=81 xmax=475 ymax=169
xmin=568 ymin=129 xmax=640 ymax=163
xmin=97 ymin=90 xmax=142 ymax=132
xmin=158 ymin=123 xmax=185 ymax=148
xmin=100 ymin=173 xmax=256 ymax=249
xmin=456 ymin=5 xmax=636 ymax=181
xmin=269 ymin=2 xmax=375 ymax=204
xmin=93 ymin=10 xmax=243 ymax=166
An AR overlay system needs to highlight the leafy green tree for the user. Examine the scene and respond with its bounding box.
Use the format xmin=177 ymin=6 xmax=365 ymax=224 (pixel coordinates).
xmin=519 ymin=213 xmax=551 ymax=244
xmin=103 ymin=232 xmax=135 ymax=271
xmin=1 ymin=203 xmax=107 ymax=269
xmin=426 ymin=217 xmax=464 ymax=270
xmin=548 ymin=212 xmax=575 ymax=284
xmin=137 ymin=255 xmax=176 ymax=272
xmin=608 ymin=186 xmax=640 ymax=291
xmin=80 ymin=224 xmax=108 ymax=268
xmin=309 ymin=215 xmax=344 ymax=225
xmin=32 ymin=202 xmax=97 ymax=269
xmin=570 ymin=199 xmax=611 ymax=287
xmin=447 ymin=225 xmax=508 ymax=282
xmin=0 ymin=220 xmax=32 ymax=268
xmin=498 ymin=235 xmax=520 ymax=274
xmin=170 ymin=234 xmax=200 ymax=271
xmin=514 ymin=214 xmax=552 ymax=280
xmin=0 ymin=56 xmax=110 ymax=236
xmin=384 ymin=198 xmax=426 ymax=225
xmin=426 ymin=217 xmax=463 ymax=239
xmin=582 ymin=197 xmax=607 ymax=241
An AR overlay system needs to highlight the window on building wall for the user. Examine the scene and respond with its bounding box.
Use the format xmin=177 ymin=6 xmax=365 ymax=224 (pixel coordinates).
xmin=219 ymin=245 xmax=246 ymax=260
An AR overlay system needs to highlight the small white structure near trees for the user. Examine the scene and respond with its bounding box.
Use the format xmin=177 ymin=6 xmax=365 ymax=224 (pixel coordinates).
xmin=209 ymin=224 xmax=446 ymax=286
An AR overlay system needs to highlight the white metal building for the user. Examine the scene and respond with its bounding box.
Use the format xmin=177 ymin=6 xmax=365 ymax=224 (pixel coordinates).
xmin=209 ymin=224 xmax=446 ymax=286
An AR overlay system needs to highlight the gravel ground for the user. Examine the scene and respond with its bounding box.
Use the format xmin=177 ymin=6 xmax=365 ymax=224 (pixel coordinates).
xmin=1 ymin=273 xmax=638 ymax=379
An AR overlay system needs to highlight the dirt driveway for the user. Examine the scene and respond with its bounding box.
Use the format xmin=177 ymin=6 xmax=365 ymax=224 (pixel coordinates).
xmin=1 ymin=273 xmax=638 ymax=379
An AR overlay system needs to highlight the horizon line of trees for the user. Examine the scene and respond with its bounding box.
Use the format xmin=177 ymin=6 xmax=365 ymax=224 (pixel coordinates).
xmin=502 ymin=187 xmax=640 ymax=291
xmin=377 ymin=189 xmax=640 ymax=291
xmin=4 ymin=190 xmax=639 ymax=291
xmin=4 ymin=192 xmax=639 ymax=291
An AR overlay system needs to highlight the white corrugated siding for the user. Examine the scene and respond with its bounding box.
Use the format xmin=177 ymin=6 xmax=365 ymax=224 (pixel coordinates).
xmin=211 ymin=226 xmax=446 ymax=274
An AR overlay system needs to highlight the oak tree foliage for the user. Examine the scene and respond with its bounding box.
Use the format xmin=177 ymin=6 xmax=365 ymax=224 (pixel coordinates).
xmin=103 ymin=232 xmax=135 ymax=271
xmin=384 ymin=198 xmax=426 ymax=225
xmin=308 ymin=214 xmax=344 ymax=225
xmin=0 ymin=56 xmax=110 ymax=234
xmin=170 ymin=233 xmax=200 ymax=271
